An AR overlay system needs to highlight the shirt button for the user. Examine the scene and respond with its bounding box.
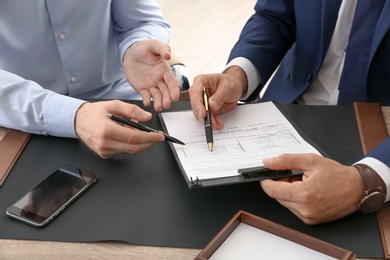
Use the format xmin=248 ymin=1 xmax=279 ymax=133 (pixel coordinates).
xmin=70 ymin=76 xmax=77 ymax=83
xmin=59 ymin=33 xmax=66 ymax=40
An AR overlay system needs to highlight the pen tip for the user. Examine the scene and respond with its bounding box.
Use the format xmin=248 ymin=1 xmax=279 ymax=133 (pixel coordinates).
xmin=208 ymin=143 xmax=213 ymax=152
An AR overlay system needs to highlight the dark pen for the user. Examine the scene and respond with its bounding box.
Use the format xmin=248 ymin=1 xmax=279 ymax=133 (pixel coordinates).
xmin=108 ymin=113 xmax=185 ymax=145
xmin=203 ymin=87 xmax=213 ymax=151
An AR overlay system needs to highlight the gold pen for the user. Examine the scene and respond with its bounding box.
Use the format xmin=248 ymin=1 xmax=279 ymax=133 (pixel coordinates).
xmin=203 ymin=87 xmax=213 ymax=151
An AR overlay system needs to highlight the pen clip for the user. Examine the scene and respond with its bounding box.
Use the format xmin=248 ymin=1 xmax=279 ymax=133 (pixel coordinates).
xmin=203 ymin=87 xmax=209 ymax=111
xmin=203 ymin=87 xmax=213 ymax=151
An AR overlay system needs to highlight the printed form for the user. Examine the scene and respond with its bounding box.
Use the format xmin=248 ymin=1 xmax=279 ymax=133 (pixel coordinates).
xmin=160 ymin=102 xmax=321 ymax=181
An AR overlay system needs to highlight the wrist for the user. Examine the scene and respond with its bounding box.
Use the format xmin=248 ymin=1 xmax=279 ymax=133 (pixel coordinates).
xmin=353 ymin=164 xmax=386 ymax=213
xmin=223 ymin=66 xmax=248 ymax=97
xmin=74 ymin=102 xmax=89 ymax=138
xmin=123 ymin=41 xmax=137 ymax=62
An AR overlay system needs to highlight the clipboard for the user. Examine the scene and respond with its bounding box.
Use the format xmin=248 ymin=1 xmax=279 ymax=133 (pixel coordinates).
xmin=158 ymin=101 xmax=329 ymax=189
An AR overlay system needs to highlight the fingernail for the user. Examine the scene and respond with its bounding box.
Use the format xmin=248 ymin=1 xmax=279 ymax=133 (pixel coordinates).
xmin=262 ymin=158 xmax=272 ymax=164
xmin=209 ymin=99 xmax=218 ymax=110
xmin=197 ymin=110 xmax=202 ymax=120
xmin=141 ymin=111 xmax=151 ymax=119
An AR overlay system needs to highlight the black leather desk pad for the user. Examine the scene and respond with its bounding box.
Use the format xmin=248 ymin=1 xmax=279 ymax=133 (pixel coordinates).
xmin=0 ymin=101 xmax=383 ymax=259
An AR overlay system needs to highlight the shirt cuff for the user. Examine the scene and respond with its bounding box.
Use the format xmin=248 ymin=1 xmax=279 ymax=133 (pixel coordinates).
xmin=355 ymin=157 xmax=390 ymax=202
xmin=225 ymin=57 xmax=261 ymax=100
xmin=44 ymin=95 xmax=86 ymax=138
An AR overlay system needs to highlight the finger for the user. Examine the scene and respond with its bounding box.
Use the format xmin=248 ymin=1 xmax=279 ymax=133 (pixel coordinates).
xmin=158 ymin=80 xmax=176 ymax=110
xmin=259 ymin=180 xmax=304 ymax=218
xmin=211 ymin=101 xmax=239 ymax=116
xmin=159 ymin=43 xmax=171 ymax=61
xmin=149 ymin=86 xmax=164 ymax=112
xmin=260 ymin=179 xmax=302 ymax=203
xmin=98 ymin=138 xmax=158 ymax=158
xmin=156 ymin=76 xmax=172 ymax=105
xmin=189 ymin=77 xmax=208 ymax=122
xmin=213 ymin=115 xmax=224 ymax=130
xmin=262 ymin=153 xmax=321 ymax=171
xmin=208 ymin=78 xmax=237 ymax=112
xmin=163 ymin=69 xmax=180 ymax=102
xmin=108 ymin=100 xmax=152 ymax=123
xmin=139 ymin=90 xmax=152 ymax=107
xmin=275 ymin=176 xmax=292 ymax=182
xmin=109 ymin=121 xmax=164 ymax=145
xmin=146 ymin=39 xmax=168 ymax=55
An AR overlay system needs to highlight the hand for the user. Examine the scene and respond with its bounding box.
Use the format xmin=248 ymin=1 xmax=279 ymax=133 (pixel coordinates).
xmin=75 ymin=100 xmax=165 ymax=158
xmin=260 ymin=153 xmax=366 ymax=224
xmin=189 ymin=66 xmax=248 ymax=130
xmin=122 ymin=39 xmax=180 ymax=111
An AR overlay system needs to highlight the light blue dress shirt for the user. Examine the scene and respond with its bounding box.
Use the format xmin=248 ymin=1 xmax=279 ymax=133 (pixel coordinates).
xmin=0 ymin=0 xmax=170 ymax=138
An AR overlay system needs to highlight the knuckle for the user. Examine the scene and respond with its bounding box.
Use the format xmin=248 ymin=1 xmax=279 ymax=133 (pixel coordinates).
xmin=127 ymin=146 xmax=141 ymax=155
xmin=94 ymin=145 xmax=111 ymax=159
xmin=94 ymin=139 xmax=109 ymax=152
xmin=295 ymin=194 xmax=321 ymax=224
xmin=98 ymin=152 xmax=112 ymax=159
xmin=125 ymin=104 xmax=139 ymax=116
xmin=109 ymin=99 xmax=123 ymax=108
xmin=124 ymin=134 xmax=143 ymax=154
xmin=301 ymin=217 xmax=319 ymax=225
xmin=193 ymin=75 xmax=203 ymax=83
xmin=263 ymin=185 xmax=277 ymax=199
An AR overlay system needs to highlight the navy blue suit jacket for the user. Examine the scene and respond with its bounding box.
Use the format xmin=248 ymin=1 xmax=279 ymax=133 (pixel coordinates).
xmin=228 ymin=0 xmax=390 ymax=166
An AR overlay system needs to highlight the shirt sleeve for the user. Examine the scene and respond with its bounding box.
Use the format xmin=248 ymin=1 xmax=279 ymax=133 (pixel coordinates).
xmin=111 ymin=0 xmax=171 ymax=61
xmin=0 ymin=69 xmax=85 ymax=138
xmin=355 ymin=157 xmax=390 ymax=202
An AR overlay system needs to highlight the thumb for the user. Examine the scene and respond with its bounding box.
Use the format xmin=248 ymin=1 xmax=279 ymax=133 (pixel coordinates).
xmin=263 ymin=154 xmax=307 ymax=171
xmin=160 ymin=44 xmax=172 ymax=61
xmin=126 ymin=106 xmax=152 ymax=123
xmin=208 ymin=90 xmax=227 ymax=112
xmin=263 ymin=153 xmax=324 ymax=172
xmin=151 ymin=40 xmax=171 ymax=61
xmin=109 ymin=101 xmax=152 ymax=123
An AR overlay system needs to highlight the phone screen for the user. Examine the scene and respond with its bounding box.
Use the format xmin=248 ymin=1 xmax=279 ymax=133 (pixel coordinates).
xmin=6 ymin=165 xmax=97 ymax=227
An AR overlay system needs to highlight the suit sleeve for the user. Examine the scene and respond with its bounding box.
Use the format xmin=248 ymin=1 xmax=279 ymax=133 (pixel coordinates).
xmin=228 ymin=0 xmax=296 ymax=89
xmin=366 ymin=137 xmax=390 ymax=166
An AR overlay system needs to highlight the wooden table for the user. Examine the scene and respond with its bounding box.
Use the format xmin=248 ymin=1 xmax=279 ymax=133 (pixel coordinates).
xmin=1 ymin=107 xmax=389 ymax=260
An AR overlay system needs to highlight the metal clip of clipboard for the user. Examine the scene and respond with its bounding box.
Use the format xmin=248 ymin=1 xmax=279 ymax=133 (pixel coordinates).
xmin=190 ymin=176 xmax=203 ymax=187
xmin=238 ymin=166 xmax=300 ymax=179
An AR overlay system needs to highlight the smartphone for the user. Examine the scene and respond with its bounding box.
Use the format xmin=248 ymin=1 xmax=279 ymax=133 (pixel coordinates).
xmin=6 ymin=165 xmax=97 ymax=227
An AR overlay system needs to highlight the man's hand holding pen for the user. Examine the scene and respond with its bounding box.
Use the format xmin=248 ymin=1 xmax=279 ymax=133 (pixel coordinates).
xmin=189 ymin=67 xmax=247 ymax=132
xmin=75 ymin=100 xmax=166 ymax=159
xmin=190 ymin=68 xmax=248 ymax=151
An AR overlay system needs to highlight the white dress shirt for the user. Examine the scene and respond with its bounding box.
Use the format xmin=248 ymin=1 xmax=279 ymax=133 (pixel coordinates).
xmin=0 ymin=0 xmax=170 ymax=138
